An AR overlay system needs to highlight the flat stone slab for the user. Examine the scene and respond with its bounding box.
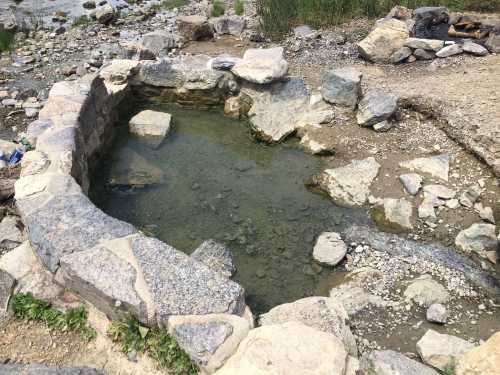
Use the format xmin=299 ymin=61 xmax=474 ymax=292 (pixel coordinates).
xmin=360 ymin=350 xmax=439 ymax=375
xmin=321 ymin=68 xmax=362 ymax=108
xmin=0 ymin=364 xmax=105 ymax=374
xmin=129 ymin=110 xmax=172 ymax=138
xmin=131 ymin=235 xmax=245 ymax=325
xmin=231 ymin=47 xmax=288 ymax=85
xmin=400 ymin=154 xmax=450 ymax=181
xmin=107 ymin=148 xmax=164 ymax=188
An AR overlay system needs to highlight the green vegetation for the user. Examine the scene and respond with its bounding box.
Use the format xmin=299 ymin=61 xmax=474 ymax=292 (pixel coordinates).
xmin=212 ymin=0 xmax=226 ymax=17
xmin=234 ymin=0 xmax=245 ymax=15
xmin=256 ymin=0 xmax=500 ymax=38
xmin=108 ymin=315 xmax=198 ymax=375
xmin=151 ymin=0 xmax=187 ymax=11
xmin=443 ymin=359 xmax=457 ymax=375
xmin=10 ymin=293 xmax=96 ymax=341
xmin=0 ymin=30 xmax=14 ymax=52
xmin=72 ymin=15 xmax=92 ymax=27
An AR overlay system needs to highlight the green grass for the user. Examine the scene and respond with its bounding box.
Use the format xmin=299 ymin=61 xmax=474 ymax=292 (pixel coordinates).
xmin=151 ymin=0 xmax=187 ymax=11
xmin=212 ymin=0 xmax=226 ymax=17
xmin=0 ymin=30 xmax=14 ymax=52
xmin=256 ymin=0 xmax=500 ymax=38
xmin=108 ymin=315 xmax=198 ymax=375
xmin=443 ymin=359 xmax=457 ymax=375
xmin=72 ymin=15 xmax=92 ymax=27
xmin=235 ymin=0 xmax=245 ymax=15
xmin=9 ymin=293 xmax=96 ymax=341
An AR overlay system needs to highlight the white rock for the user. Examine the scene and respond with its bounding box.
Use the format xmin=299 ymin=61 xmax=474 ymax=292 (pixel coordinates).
xmin=423 ymin=184 xmax=456 ymax=199
xmin=400 ymin=155 xmax=450 ymax=181
xmin=129 ymin=110 xmax=172 ymax=138
xmin=404 ymin=38 xmax=444 ymax=51
xmin=445 ymin=199 xmax=459 ymax=209
xmin=436 ymin=44 xmax=463 ymax=58
xmin=399 ymin=173 xmax=422 ymax=195
xmin=231 ymin=47 xmax=288 ymax=84
xmin=426 ymin=303 xmax=448 ymax=324
xmin=404 ymin=275 xmax=450 ymax=307
xmin=313 ymin=232 xmax=347 ymax=266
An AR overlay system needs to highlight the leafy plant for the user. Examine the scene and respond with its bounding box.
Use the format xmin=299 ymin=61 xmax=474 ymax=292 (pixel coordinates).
xmin=109 ymin=315 xmax=198 ymax=375
xmin=212 ymin=0 xmax=226 ymax=17
xmin=234 ymin=0 xmax=245 ymax=15
xmin=443 ymin=359 xmax=457 ymax=375
xmin=10 ymin=293 xmax=96 ymax=341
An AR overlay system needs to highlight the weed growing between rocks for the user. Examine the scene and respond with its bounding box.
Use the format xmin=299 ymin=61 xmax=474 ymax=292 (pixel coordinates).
xmin=9 ymin=293 xmax=96 ymax=341
xmin=108 ymin=315 xmax=198 ymax=375
xmin=160 ymin=0 xmax=188 ymax=10
xmin=234 ymin=0 xmax=245 ymax=15
xmin=0 ymin=31 xmax=14 ymax=52
xmin=212 ymin=0 xmax=226 ymax=17
xmin=72 ymin=15 xmax=92 ymax=27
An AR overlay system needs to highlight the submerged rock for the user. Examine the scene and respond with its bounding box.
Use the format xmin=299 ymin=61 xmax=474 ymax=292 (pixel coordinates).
xmin=318 ymin=157 xmax=381 ymax=207
xmin=417 ymin=330 xmax=475 ymax=372
xmin=259 ymin=296 xmax=357 ymax=356
xmin=191 ymin=240 xmax=236 ymax=278
xmin=400 ymin=154 xmax=450 ymax=181
xmin=215 ymin=322 xmax=348 ymax=375
xmin=360 ymin=350 xmax=439 ymax=375
xmin=320 ymin=68 xmax=362 ymax=108
xmin=357 ymin=19 xmax=410 ymax=63
xmin=404 ymin=275 xmax=450 ymax=307
xmin=312 ymin=232 xmax=347 ymax=266
xmin=231 ymin=47 xmax=288 ymax=85
xmin=129 ymin=110 xmax=172 ymax=139
xmin=357 ymin=89 xmax=398 ymax=127
xmin=108 ymin=148 xmax=164 ymax=188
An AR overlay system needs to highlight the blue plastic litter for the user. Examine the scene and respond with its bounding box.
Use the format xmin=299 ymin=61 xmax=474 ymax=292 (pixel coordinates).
xmin=8 ymin=148 xmax=23 ymax=165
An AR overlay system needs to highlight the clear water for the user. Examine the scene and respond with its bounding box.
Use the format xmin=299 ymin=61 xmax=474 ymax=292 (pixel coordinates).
xmin=90 ymin=103 xmax=368 ymax=314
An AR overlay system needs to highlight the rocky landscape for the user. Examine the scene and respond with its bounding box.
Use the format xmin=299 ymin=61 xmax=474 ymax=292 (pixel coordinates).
xmin=0 ymin=0 xmax=499 ymax=374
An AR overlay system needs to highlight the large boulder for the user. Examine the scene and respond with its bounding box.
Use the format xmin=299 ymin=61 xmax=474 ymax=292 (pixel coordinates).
xmin=177 ymin=15 xmax=214 ymax=41
xmin=190 ymin=240 xmax=236 ymax=278
xmin=371 ymin=198 xmax=413 ymax=233
xmin=95 ymin=4 xmax=115 ymax=24
xmin=456 ymin=331 xmax=500 ymax=375
xmin=403 ymin=275 xmax=450 ymax=307
xmin=357 ymin=89 xmax=398 ymax=127
xmin=259 ymin=297 xmax=357 ymax=356
xmin=141 ymin=31 xmax=179 ymax=57
xmin=455 ymin=223 xmax=498 ymax=259
xmin=357 ymin=19 xmax=410 ymax=63
xmin=231 ymin=47 xmax=288 ymax=85
xmin=416 ymin=329 xmax=475 ymax=372
xmin=320 ymin=68 xmax=362 ymax=108
xmin=215 ymin=322 xmax=348 ymax=375
xmin=129 ymin=110 xmax=172 ymax=138
xmin=167 ymin=313 xmax=252 ymax=373
xmin=360 ymin=350 xmax=439 ymax=375
xmin=312 ymin=232 xmax=348 ymax=266
xmin=317 ymin=157 xmax=381 ymax=207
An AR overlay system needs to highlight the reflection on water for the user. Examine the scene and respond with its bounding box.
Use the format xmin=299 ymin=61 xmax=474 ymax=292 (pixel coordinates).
xmin=90 ymin=103 xmax=368 ymax=314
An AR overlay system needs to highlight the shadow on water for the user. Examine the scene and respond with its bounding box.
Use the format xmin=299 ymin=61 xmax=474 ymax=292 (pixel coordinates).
xmin=89 ymin=101 xmax=370 ymax=314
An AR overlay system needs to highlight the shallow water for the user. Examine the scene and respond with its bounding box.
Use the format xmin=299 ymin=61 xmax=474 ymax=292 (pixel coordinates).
xmin=90 ymin=103 xmax=368 ymax=314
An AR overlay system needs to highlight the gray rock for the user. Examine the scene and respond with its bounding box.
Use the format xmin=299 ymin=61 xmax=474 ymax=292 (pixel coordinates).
xmin=0 ymin=269 xmax=14 ymax=314
xmin=436 ymin=44 xmax=463 ymax=58
xmin=191 ymin=240 xmax=236 ymax=278
xmin=312 ymin=232 xmax=347 ymax=266
xmin=373 ymin=120 xmax=394 ymax=132
xmin=414 ymin=48 xmax=435 ymax=60
xmin=95 ymin=4 xmax=115 ymax=24
xmin=23 ymin=192 xmax=137 ymax=272
xmin=426 ymin=303 xmax=448 ymax=324
xmin=330 ymin=284 xmax=389 ymax=317
xmin=423 ymin=185 xmax=456 ymax=199
xmin=391 ymin=46 xmax=413 ymax=63
xmin=418 ymin=192 xmax=441 ymax=221
xmin=141 ymin=31 xmax=179 ymax=56
xmin=108 ymin=148 xmax=164 ymax=188
xmin=357 ymin=19 xmax=410 ymax=63
xmin=400 ymin=154 xmax=450 ymax=181
xmin=404 ymin=274 xmax=450 ymax=307
xmin=413 ymin=7 xmax=449 ymax=39
xmin=342 ymin=225 xmax=500 ymax=296
xmin=321 ymin=68 xmax=362 ymax=108
xmin=129 ymin=110 xmax=172 ymax=138
xmin=485 ymin=34 xmax=500 ymax=53
xmin=173 ymin=321 xmax=233 ymax=365
xmin=210 ymin=55 xmax=242 ymax=71
xmin=475 ymin=203 xmax=495 ymax=224
xmin=357 ymin=89 xmax=398 ymax=127
xmin=371 ymin=198 xmax=413 ymax=233
xmin=318 ymin=157 xmax=381 ymax=207
xmin=131 ymin=235 xmax=245 ymax=324
xmin=210 ymin=16 xmax=246 ymax=36
xmin=177 ymin=15 xmax=214 ymax=41
xmin=417 ymin=329 xmax=475 ymax=372
xmin=82 ymin=0 xmax=96 ymax=9
xmin=245 ymin=77 xmax=309 ymax=142
xmin=459 ymin=185 xmax=482 ymax=207
xmin=293 ymin=25 xmax=316 ymax=39
xmin=455 ymin=223 xmax=498 ymax=258
xmin=0 ymin=364 xmax=105 ymax=374
xmin=259 ymin=296 xmax=357 ymax=356
xmin=360 ymin=350 xmax=439 ymax=375
xmin=25 ymin=119 xmax=52 ymax=146
xmin=404 ymin=38 xmax=444 ymax=51
xmin=399 ymin=173 xmax=423 ymax=195
xmin=231 ymin=47 xmax=288 ymax=85
xmin=0 ymin=215 xmax=24 ymax=250
xmin=462 ymin=42 xmax=489 ymax=56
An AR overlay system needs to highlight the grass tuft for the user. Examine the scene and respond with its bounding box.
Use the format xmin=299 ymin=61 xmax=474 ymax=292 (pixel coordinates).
xmin=212 ymin=0 xmax=226 ymax=17
xmin=234 ymin=0 xmax=245 ymax=15
xmin=73 ymin=15 xmax=92 ymax=27
xmin=10 ymin=293 xmax=96 ymax=341
xmin=0 ymin=30 xmax=14 ymax=52
xmin=152 ymin=0 xmax=188 ymax=11
xmin=109 ymin=315 xmax=198 ymax=375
